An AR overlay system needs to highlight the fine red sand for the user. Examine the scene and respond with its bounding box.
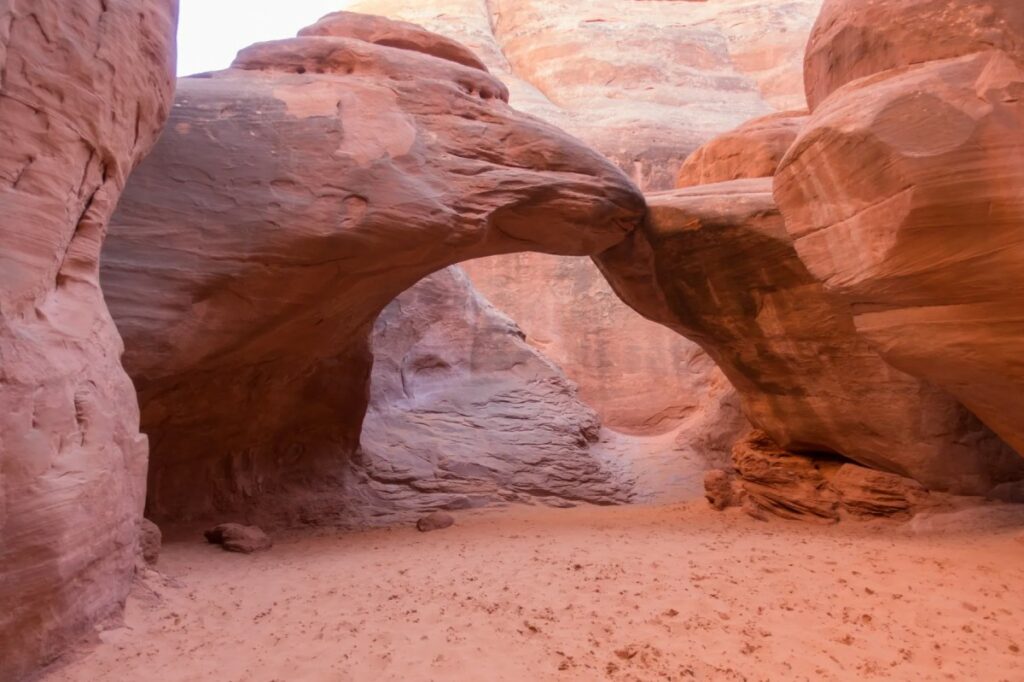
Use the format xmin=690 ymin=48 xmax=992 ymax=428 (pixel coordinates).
xmin=45 ymin=502 xmax=1024 ymax=681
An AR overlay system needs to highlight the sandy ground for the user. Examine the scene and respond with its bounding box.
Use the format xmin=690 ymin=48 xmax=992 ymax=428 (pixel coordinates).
xmin=45 ymin=502 xmax=1024 ymax=682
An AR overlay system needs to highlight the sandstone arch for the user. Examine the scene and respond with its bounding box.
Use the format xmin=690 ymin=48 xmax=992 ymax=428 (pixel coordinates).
xmin=103 ymin=15 xmax=644 ymax=522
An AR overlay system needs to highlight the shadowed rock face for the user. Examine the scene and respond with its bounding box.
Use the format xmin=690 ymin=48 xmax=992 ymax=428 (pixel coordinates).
xmin=0 ymin=1 xmax=177 ymax=679
xmin=351 ymin=266 xmax=631 ymax=523
xmin=597 ymin=179 xmax=1024 ymax=494
xmin=104 ymin=15 xmax=644 ymax=523
xmin=778 ymin=11 xmax=1024 ymax=460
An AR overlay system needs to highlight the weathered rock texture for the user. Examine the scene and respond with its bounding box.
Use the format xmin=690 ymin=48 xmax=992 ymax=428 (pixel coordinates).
xmin=103 ymin=14 xmax=644 ymax=523
xmin=351 ymin=267 xmax=630 ymax=523
xmin=0 ymin=1 xmax=177 ymax=679
xmin=777 ymin=2 xmax=1024 ymax=459
xmin=598 ymin=178 xmax=1024 ymax=494
xmin=353 ymin=0 xmax=821 ymax=437
xmin=725 ymin=432 xmax=934 ymax=522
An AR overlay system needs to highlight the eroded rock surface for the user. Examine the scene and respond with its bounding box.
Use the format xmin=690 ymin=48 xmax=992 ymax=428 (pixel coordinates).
xmin=104 ymin=14 xmax=644 ymax=524
xmin=460 ymin=254 xmax=721 ymax=433
xmin=598 ymin=179 xmax=1024 ymax=494
xmin=0 ymin=1 xmax=177 ymax=679
xmin=350 ymin=267 xmax=631 ymax=522
xmin=777 ymin=7 xmax=1024 ymax=458
xmin=723 ymin=432 xmax=935 ymax=522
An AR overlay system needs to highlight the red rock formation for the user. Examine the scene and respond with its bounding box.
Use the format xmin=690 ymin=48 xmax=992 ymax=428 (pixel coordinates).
xmin=777 ymin=8 xmax=1024 ymax=460
xmin=103 ymin=15 xmax=644 ymax=523
xmin=804 ymin=0 xmax=1024 ymax=111
xmin=0 ymin=1 xmax=177 ymax=678
xmin=675 ymin=110 xmax=808 ymax=188
xmin=597 ymin=179 xmax=1024 ymax=494
xmin=727 ymin=432 xmax=933 ymax=522
xmin=353 ymin=267 xmax=629 ymax=521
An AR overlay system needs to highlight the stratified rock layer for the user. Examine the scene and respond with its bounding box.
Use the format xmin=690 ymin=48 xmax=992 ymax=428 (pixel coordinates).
xmin=104 ymin=15 xmax=644 ymax=523
xmin=0 ymin=1 xmax=177 ymax=679
xmin=778 ymin=37 xmax=1024 ymax=458
xmin=727 ymin=432 xmax=932 ymax=522
xmin=352 ymin=267 xmax=630 ymax=522
xmin=597 ymin=179 xmax=1024 ymax=494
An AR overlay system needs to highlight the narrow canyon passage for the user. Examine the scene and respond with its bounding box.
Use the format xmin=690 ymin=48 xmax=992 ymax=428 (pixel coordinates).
xmin=45 ymin=503 xmax=1024 ymax=682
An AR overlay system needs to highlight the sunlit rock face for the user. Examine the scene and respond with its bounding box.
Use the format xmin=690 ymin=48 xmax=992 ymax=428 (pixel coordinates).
xmin=0 ymin=1 xmax=177 ymax=679
xmin=103 ymin=13 xmax=644 ymax=524
xmin=777 ymin=0 xmax=1024 ymax=460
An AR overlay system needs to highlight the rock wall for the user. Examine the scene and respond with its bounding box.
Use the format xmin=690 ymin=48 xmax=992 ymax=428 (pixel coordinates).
xmin=350 ymin=266 xmax=630 ymax=524
xmin=459 ymin=253 xmax=714 ymax=432
xmin=0 ymin=1 xmax=177 ymax=679
xmin=776 ymin=0 xmax=1024 ymax=461
xmin=103 ymin=13 xmax=644 ymax=524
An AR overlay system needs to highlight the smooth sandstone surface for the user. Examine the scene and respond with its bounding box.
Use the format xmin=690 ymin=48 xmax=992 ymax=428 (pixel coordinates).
xmin=804 ymin=0 xmax=1024 ymax=110
xmin=597 ymin=179 xmax=1024 ymax=494
xmin=103 ymin=16 xmax=644 ymax=523
xmin=0 ymin=1 xmax=177 ymax=679
xmin=776 ymin=49 xmax=1024 ymax=459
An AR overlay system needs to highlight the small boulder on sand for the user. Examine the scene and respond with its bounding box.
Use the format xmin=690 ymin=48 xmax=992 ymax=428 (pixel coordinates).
xmin=416 ymin=512 xmax=455 ymax=532
xmin=138 ymin=518 xmax=162 ymax=566
xmin=704 ymin=469 xmax=734 ymax=511
xmin=204 ymin=523 xmax=273 ymax=553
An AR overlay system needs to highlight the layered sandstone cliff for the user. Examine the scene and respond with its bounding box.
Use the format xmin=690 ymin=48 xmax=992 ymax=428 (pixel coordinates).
xmin=593 ymin=0 xmax=1024 ymax=510
xmin=0 ymin=1 xmax=177 ymax=679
